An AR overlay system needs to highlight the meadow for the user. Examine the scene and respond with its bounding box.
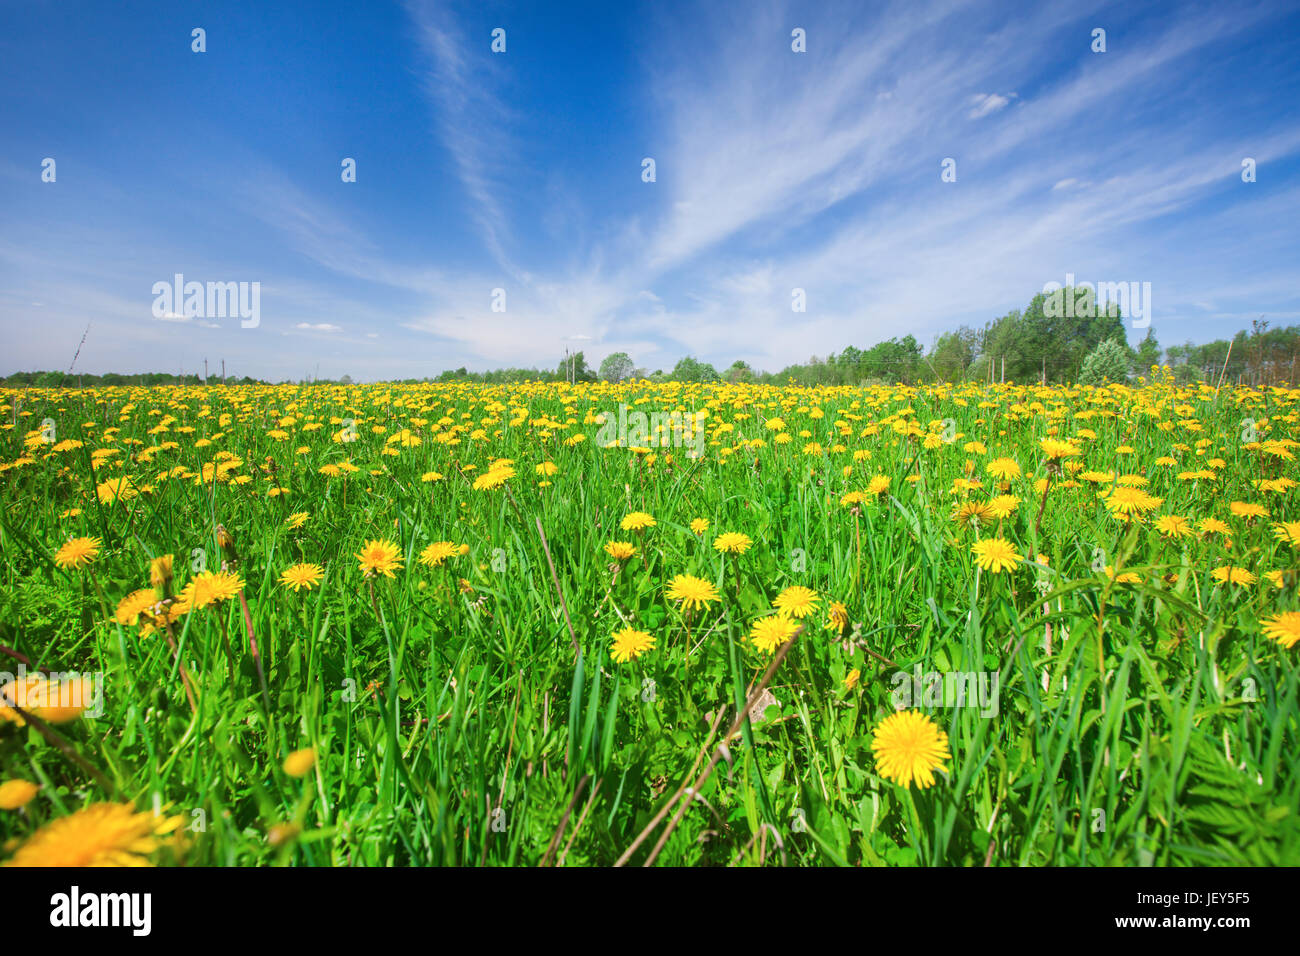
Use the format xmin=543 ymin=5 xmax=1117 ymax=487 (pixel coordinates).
xmin=1 ymin=372 xmax=1297 ymax=866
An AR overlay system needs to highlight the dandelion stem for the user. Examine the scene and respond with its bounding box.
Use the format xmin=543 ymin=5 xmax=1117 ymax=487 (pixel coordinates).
xmin=238 ymin=589 xmax=272 ymax=713
xmin=160 ymin=620 xmax=199 ymax=714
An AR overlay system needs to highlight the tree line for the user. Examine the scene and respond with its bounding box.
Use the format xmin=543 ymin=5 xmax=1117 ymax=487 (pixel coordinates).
xmin=424 ymin=289 xmax=1300 ymax=388
xmin=6 ymin=289 xmax=1296 ymax=389
xmin=0 ymin=371 xmax=267 ymax=388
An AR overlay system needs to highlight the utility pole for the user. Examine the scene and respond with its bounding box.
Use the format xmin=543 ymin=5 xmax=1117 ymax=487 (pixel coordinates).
xmin=204 ymin=358 xmax=208 ymax=384
xmin=222 ymin=359 xmax=226 ymax=385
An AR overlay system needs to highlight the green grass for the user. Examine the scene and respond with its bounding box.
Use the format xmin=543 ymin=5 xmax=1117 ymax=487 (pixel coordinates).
xmin=1 ymin=377 xmax=1297 ymax=866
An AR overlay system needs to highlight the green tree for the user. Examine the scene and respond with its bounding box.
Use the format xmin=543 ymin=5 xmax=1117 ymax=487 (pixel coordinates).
xmin=599 ymin=351 xmax=635 ymax=383
xmin=1135 ymin=329 xmax=1161 ymax=373
xmin=556 ymin=351 xmax=596 ymax=382
xmin=1014 ymin=287 xmax=1127 ymax=382
xmin=671 ymin=356 xmax=720 ymax=383
xmin=725 ymin=360 xmax=754 ymax=383
xmin=1078 ymin=338 xmax=1131 ymax=385
xmin=929 ymin=328 xmax=977 ymax=381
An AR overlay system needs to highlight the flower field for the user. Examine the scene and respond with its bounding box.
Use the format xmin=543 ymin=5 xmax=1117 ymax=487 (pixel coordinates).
xmin=1 ymin=375 xmax=1298 ymax=866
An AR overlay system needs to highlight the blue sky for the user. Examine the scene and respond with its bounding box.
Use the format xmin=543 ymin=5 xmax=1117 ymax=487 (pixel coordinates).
xmin=2 ymin=0 xmax=1298 ymax=382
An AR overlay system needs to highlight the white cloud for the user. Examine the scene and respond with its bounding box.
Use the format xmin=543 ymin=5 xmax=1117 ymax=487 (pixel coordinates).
xmin=968 ymin=92 xmax=1015 ymax=118
xmin=406 ymin=0 xmax=521 ymax=274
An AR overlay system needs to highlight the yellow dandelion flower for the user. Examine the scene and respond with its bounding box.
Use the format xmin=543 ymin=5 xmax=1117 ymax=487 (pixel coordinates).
xmin=604 ymin=541 xmax=637 ymax=562
xmin=1261 ymin=612 xmax=1300 ymax=650
xmin=0 ymin=779 xmax=39 ymax=810
xmin=1154 ymin=515 xmax=1194 ymax=539
xmin=665 ymin=574 xmax=720 ymax=612
xmin=280 ymin=563 xmax=324 ymax=592
xmin=1211 ymin=565 xmax=1256 ymax=587
xmin=1102 ymin=565 xmax=1142 ymax=584
xmin=621 ymin=511 xmax=656 ymax=531
xmin=418 ymin=541 xmax=459 ymax=567
xmin=283 ymin=747 xmax=317 ymax=778
xmin=971 ymin=537 xmax=1021 ymax=573
xmin=53 ymin=536 xmax=101 ymax=570
xmin=1230 ymin=501 xmax=1269 ymax=520
xmin=866 ymin=474 xmax=891 ymax=497
xmin=356 ymin=539 xmax=403 ymax=578
xmin=175 ymin=570 xmax=245 ymax=609
xmin=986 ymin=495 xmax=1021 ymax=520
xmin=870 ymin=710 xmax=950 ymax=789
xmin=96 ymin=476 xmax=137 ymax=504
xmin=824 ymin=600 xmax=849 ymax=634
xmin=986 ymin=457 xmax=1021 ymax=480
xmin=473 ymin=465 xmax=515 ymax=491
xmin=610 ymin=627 xmax=656 ymax=663
xmin=1273 ymin=521 xmax=1300 ymax=547
xmin=1 ymin=802 xmax=184 ymax=867
xmin=713 ymin=532 xmax=753 ymax=554
xmin=749 ymin=614 xmax=799 ymax=653
xmin=113 ymin=588 xmax=156 ymax=627
xmin=0 ymin=675 xmax=96 ymax=726
xmin=1102 ymin=486 xmax=1163 ymax=517
xmin=772 ymin=585 xmax=819 ymax=619
xmin=953 ymin=500 xmax=995 ymax=528
xmin=1039 ymin=438 xmax=1081 ymax=460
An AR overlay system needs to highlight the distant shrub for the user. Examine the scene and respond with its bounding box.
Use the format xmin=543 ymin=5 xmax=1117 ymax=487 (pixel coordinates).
xmin=1079 ymin=338 xmax=1131 ymax=385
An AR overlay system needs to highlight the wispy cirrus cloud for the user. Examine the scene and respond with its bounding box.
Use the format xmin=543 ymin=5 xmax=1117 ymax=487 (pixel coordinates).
xmin=405 ymin=0 xmax=522 ymax=274
xmin=3 ymin=0 xmax=1297 ymax=381
xmin=968 ymin=92 xmax=1016 ymax=118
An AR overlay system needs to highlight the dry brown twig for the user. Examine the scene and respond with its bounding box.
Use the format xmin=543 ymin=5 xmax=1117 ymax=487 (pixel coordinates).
xmin=540 ymin=773 xmax=590 ymax=867
xmin=615 ymin=625 xmax=804 ymax=867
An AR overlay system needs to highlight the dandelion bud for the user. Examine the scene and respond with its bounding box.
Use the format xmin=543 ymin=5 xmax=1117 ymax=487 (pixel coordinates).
xmin=150 ymin=554 xmax=174 ymax=599
xmin=215 ymin=524 xmax=238 ymax=566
